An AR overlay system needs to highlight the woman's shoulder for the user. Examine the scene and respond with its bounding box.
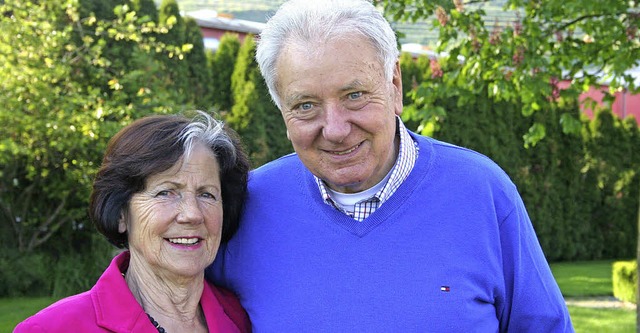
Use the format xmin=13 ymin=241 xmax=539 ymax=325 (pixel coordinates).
xmin=14 ymin=291 xmax=96 ymax=332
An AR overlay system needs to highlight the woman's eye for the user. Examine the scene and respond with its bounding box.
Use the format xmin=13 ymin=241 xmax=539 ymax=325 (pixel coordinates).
xmin=348 ymin=91 xmax=363 ymax=100
xmin=201 ymin=192 xmax=219 ymax=201
xmin=155 ymin=190 xmax=170 ymax=197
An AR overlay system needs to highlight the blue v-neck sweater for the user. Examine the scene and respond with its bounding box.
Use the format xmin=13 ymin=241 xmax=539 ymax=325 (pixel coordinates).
xmin=208 ymin=132 xmax=573 ymax=332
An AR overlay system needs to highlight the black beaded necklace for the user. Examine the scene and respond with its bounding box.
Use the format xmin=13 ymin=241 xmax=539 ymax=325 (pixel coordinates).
xmin=122 ymin=271 xmax=167 ymax=333
xmin=146 ymin=313 xmax=167 ymax=333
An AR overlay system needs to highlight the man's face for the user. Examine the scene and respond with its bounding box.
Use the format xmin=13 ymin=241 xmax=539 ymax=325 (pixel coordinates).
xmin=275 ymin=36 xmax=403 ymax=193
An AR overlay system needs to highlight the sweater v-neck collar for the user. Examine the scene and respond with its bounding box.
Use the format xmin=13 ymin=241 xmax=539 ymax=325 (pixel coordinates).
xmin=303 ymin=132 xmax=434 ymax=237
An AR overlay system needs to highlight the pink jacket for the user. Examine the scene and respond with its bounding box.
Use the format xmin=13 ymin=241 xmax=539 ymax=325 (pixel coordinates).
xmin=14 ymin=251 xmax=250 ymax=333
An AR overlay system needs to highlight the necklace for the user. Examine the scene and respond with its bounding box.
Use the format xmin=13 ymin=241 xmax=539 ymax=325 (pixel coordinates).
xmin=146 ymin=313 xmax=167 ymax=333
xmin=121 ymin=271 xmax=167 ymax=332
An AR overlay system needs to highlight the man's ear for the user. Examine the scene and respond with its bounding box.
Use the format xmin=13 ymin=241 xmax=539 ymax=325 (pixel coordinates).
xmin=392 ymin=60 xmax=403 ymax=116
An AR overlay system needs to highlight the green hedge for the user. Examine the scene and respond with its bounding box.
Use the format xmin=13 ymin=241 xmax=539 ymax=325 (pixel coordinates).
xmin=400 ymin=53 xmax=639 ymax=262
xmin=613 ymin=260 xmax=637 ymax=304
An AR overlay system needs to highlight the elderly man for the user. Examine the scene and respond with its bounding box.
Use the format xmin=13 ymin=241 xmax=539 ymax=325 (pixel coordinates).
xmin=207 ymin=0 xmax=574 ymax=331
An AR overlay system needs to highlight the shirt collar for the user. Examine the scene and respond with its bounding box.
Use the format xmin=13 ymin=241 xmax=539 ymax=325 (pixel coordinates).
xmin=315 ymin=116 xmax=418 ymax=207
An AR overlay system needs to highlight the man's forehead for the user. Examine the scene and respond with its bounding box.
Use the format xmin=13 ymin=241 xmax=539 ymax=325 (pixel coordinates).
xmin=281 ymin=78 xmax=372 ymax=101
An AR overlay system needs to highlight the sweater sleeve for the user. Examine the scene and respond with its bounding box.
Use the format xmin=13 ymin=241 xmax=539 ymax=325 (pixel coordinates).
xmin=497 ymin=189 xmax=574 ymax=332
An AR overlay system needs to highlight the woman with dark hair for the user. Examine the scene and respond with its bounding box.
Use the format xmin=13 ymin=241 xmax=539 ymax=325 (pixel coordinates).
xmin=15 ymin=111 xmax=251 ymax=333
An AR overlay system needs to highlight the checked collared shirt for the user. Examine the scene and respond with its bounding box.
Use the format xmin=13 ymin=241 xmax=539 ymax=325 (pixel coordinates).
xmin=315 ymin=118 xmax=419 ymax=221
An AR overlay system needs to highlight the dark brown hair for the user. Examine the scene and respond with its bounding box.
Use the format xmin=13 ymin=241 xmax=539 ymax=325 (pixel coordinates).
xmin=89 ymin=112 xmax=250 ymax=248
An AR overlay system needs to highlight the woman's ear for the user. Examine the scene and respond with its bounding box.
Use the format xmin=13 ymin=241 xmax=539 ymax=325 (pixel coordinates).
xmin=118 ymin=212 xmax=127 ymax=233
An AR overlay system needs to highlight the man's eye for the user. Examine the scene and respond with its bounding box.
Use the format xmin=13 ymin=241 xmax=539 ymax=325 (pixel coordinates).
xmin=348 ymin=91 xmax=363 ymax=100
xmin=299 ymin=102 xmax=313 ymax=111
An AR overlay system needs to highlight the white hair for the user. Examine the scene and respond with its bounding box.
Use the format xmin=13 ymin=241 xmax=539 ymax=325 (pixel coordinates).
xmin=180 ymin=110 xmax=236 ymax=163
xmin=255 ymin=0 xmax=399 ymax=109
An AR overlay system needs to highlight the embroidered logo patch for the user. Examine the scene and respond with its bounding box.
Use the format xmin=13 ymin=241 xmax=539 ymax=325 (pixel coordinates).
xmin=440 ymin=286 xmax=451 ymax=292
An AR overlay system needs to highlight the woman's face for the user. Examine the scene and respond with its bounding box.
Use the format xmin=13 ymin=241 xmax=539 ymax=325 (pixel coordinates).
xmin=121 ymin=141 xmax=223 ymax=279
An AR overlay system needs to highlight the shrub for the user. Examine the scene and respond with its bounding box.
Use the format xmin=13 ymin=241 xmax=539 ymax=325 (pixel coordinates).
xmin=0 ymin=251 xmax=52 ymax=297
xmin=612 ymin=260 xmax=637 ymax=304
xmin=51 ymin=234 xmax=114 ymax=298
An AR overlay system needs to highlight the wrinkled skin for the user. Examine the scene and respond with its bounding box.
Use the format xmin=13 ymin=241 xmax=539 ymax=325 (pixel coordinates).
xmin=276 ymin=36 xmax=403 ymax=193
xmin=121 ymin=141 xmax=223 ymax=283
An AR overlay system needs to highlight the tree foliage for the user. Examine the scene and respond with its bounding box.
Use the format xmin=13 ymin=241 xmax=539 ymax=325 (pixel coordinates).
xmin=226 ymin=35 xmax=292 ymax=167
xmin=131 ymin=0 xmax=158 ymax=22
xmin=157 ymin=0 xmax=190 ymax=100
xmin=1 ymin=0 xmax=636 ymax=299
xmin=209 ymin=33 xmax=241 ymax=112
xmin=412 ymin=52 xmax=639 ymax=261
xmin=227 ymin=35 xmax=269 ymax=165
xmin=0 ymin=0 xmax=195 ymax=296
xmin=379 ymin=0 xmax=639 ymax=145
xmin=390 ymin=0 xmax=639 ymax=262
xmin=184 ymin=17 xmax=211 ymax=107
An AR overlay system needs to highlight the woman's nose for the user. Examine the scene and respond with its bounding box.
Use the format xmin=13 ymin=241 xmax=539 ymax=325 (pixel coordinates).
xmin=176 ymin=194 xmax=204 ymax=224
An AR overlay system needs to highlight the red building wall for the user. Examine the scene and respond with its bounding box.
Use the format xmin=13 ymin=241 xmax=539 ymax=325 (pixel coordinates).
xmin=559 ymin=80 xmax=640 ymax=125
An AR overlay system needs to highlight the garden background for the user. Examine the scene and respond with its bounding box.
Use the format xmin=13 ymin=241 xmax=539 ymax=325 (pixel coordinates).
xmin=0 ymin=0 xmax=638 ymax=330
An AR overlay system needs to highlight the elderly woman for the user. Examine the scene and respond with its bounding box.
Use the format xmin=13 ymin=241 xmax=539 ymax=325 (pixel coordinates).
xmin=15 ymin=112 xmax=251 ymax=333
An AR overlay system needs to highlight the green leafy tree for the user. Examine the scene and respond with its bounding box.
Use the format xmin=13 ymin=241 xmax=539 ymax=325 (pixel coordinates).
xmin=0 ymin=0 xmax=190 ymax=296
xmin=380 ymin=0 xmax=639 ymax=144
xmin=1 ymin=0 xmax=102 ymax=256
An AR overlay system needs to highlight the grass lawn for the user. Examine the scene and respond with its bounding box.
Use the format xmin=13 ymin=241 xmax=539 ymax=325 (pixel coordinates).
xmin=1 ymin=260 xmax=636 ymax=332
xmin=551 ymin=260 xmax=636 ymax=333
xmin=0 ymin=297 xmax=57 ymax=332
xmin=551 ymin=260 xmax=618 ymax=297
xmin=568 ymin=305 xmax=635 ymax=333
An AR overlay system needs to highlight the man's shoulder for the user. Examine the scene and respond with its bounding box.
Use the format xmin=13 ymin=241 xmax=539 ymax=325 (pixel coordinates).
xmin=251 ymin=152 xmax=303 ymax=178
xmin=411 ymin=132 xmax=512 ymax=182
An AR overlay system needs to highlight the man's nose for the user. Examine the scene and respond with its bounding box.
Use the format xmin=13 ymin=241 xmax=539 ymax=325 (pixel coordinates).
xmin=322 ymin=103 xmax=350 ymax=143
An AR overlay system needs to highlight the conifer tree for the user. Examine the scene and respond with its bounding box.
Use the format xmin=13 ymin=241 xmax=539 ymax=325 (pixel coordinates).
xmin=227 ymin=35 xmax=291 ymax=166
xmin=209 ymin=33 xmax=241 ymax=112
xmin=157 ymin=0 xmax=189 ymax=100
xmin=227 ymin=35 xmax=269 ymax=165
xmin=131 ymin=0 xmax=158 ymax=22
xmin=583 ymin=110 xmax=639 ymax=259
xmin=78 ymin=0 xmax=117 ymax=19
xmin=184 ymin=17 xmax=211 ymax=107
